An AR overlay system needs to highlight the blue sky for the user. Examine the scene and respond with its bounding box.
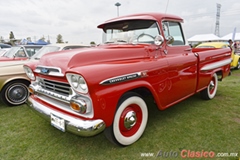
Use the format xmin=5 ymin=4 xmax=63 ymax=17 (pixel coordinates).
xmin=0 ymin=0 xmax=239 ymax=44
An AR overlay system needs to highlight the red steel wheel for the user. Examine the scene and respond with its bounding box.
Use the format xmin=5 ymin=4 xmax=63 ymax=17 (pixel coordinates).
xmin=200 ymin=73 xmax=218 ymax=100
xmin=104 ymin=92 xmax=148 ymax=146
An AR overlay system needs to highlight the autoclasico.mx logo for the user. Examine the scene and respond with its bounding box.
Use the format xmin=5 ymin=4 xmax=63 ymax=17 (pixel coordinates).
xmin=140 ymin=148 xmax=239 ymax=159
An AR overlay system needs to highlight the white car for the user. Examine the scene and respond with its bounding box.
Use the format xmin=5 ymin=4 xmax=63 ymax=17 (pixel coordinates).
xmin=0 ymin=43 xmax=90 ymax=106
xmin=32 ymin=43 xmax=90 ymax=60
xmin=0 ymin=48 xmax=11 ymax=56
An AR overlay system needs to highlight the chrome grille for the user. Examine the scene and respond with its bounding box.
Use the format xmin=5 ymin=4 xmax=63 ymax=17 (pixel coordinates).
xmin=39 ymin=79 xmax=70 ymax=96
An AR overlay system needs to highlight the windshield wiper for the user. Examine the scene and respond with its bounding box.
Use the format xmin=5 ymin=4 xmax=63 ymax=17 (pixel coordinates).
xmin=105 ymin=41 xmax=114 ymax=44
xmin=105 ymin=40 xmax=128 ymax=44
xmin=116 ymin=40 xmax=127 ymax=43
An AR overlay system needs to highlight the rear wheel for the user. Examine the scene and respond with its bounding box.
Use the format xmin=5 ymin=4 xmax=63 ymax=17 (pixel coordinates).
xmin=104 ymin=92 xmax=148 ymax=146
xmin=0 ymin=80 xmax=29 ymax=106
xmin=200 ymin=73 xmax=218 ymax=100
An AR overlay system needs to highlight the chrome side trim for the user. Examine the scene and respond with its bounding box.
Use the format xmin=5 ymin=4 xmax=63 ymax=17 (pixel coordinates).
xmin=200 ymin=58 xmax=232 ymax=71
xmin=26 ymin=97 xmax=105 ymax=137
xmin=100 ymin=71 xmax=148 ymax=85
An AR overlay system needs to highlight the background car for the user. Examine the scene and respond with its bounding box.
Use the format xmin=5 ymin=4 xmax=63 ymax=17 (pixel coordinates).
xmin=31 ymin=43 xmax=90 ymax=60
xmin=0 ymin=45 xmax=43 ymax=61
xmin=0 ymin=43 xmax=11 ymax=49
xmin=0 ymin=48 xmax=11 ymax=56
xmin=0 ymin=43 xmax=89 ymax=106
xmin=195 ymin=42 xmax=229 ymax=48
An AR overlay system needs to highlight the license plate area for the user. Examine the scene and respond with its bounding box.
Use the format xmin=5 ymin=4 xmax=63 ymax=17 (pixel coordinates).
xmin=50 ymin=114 xmax=65 ymax=132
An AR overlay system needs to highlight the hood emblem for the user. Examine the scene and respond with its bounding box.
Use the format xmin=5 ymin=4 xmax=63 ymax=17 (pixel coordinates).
xmin=35 ymin=65 xmax=64 ymax=77
xmin=41 ymin=68 xmax=49 ymax=74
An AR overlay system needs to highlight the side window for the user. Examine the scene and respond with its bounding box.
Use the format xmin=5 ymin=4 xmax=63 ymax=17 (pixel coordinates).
xmin=162 ymin=21 xmax=185 ymax=46
xmin=25 ymin=48 xmax=41 ymax=57
xmin=16 ymin=47 xmax=27 ymax=57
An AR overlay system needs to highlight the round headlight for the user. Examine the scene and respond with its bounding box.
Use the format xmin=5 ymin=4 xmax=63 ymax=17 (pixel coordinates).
xmin=71 ymin=75 xmax=79 ymax=88
xmin=23 ymin=66 xmax=35 ymax=80
xmin=66 ymin=73 xmax=88 ymax=94
xmin=79 ymin=77 xmax=87 ymax=90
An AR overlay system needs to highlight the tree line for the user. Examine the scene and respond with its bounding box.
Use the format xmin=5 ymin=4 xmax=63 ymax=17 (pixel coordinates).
xmin=0 ymin=31 xmax=66 ymax=45
xmin=0 ymin=31 xmax=96 ymax=46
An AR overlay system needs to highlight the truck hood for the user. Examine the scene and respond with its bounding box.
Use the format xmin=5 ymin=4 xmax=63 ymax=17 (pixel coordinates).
xmin=38 ymin=44 xmax=155 ymax=74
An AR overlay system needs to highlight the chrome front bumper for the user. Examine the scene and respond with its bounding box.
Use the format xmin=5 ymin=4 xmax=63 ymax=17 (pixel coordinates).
xmin=26 ymin=96 xmax=106 ymax=137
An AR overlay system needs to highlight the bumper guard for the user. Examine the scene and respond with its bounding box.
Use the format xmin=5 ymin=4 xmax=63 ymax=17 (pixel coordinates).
xmin=26 ymin=96 xmax=106 ymax=137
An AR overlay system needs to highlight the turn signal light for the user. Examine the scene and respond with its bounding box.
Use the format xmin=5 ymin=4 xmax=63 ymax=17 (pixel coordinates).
xmin=28 ymin=87 xmax=34 ymax=94
xmin=70 ymin=101 xmax=86 ymax=114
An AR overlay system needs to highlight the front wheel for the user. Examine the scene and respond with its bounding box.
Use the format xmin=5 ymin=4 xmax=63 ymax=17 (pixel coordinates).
xmin=200 ymin=73 xmax=218 ymax=100
xmin=104 ymin=92 xmax=148 ymax=146
xmin=0 ymin=81 xmax=29 ymax=106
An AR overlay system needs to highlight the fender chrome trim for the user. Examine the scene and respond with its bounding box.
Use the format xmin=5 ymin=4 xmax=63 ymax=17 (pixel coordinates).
xmin=200 ymin=58 xmax=231 ymax=71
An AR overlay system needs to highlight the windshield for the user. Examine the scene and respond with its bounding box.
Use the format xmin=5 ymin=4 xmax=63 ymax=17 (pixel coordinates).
xmin=0 ymin=49 xmax=9 ymax=56
xmin=102 ymin=20 xmax=160 ymax=44
xmin=31 ymin=46 xmax=60 ymax=59
xmin=3 ymin=46 xmax=23 ymax=58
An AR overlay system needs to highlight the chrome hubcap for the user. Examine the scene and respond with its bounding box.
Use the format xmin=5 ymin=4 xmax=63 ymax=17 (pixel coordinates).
xmin=7 ymin=85 xmax=28 ymax=103
xmin=209 ymin=80 xmax=215 ymax=91
xmin=124 ymin=111 xmax=137 ymax=129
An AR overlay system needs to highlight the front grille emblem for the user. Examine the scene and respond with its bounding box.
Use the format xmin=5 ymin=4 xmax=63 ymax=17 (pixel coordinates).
xmin=41 ymin=68 xmax=49 ymax=74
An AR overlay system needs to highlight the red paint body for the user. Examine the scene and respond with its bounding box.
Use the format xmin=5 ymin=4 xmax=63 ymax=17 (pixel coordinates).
xmin=25 ymin=13 xmax=231 ymax=128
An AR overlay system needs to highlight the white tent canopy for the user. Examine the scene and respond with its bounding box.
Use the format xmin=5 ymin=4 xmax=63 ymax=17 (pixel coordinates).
xmin=188 ymin=32 xmax=240 ymax=43
xmin=188 ymin=34 xmax=221 ymax=42
xmin=220 ymin=32 xmax=240 ymax=41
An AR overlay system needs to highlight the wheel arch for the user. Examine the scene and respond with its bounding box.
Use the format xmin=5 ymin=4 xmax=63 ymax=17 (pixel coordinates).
xmin=0 ymin=78 xmax=31 ymax=97
xmin=115 ymin=81 xmax=163 ymax=110
xmin=97 ymin=80 xmax=161 ymax=127
xmin=0 ymin=78 xmax=30 ymax=106
xmin=0 ymin=76 xmax=31 ymax=92
xmin=216 ymin=70 xmax=223 ymax=81
xmin=104 ymin=91 xmax=149 ymax=146
xmin=205 ymin=69 xmax=225 ymax=82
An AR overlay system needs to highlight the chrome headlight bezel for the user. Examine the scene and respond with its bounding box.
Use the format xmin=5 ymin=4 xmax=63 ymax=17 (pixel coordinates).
xmin=66 ymin=73 xmax=88 ymax=94
xmin=23 ymin=66 xmax=35 ymax=80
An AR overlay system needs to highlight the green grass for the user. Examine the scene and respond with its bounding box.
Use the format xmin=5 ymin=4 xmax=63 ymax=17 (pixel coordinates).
xmin=0 ymin=70 xmax=240 ymax=160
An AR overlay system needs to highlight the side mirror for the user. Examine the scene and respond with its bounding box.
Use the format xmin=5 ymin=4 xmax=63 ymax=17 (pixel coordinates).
xmin=166 ymin=36 xmax=174 ymax=45
xmin=154 ymin=35 xmax=164 ymax=46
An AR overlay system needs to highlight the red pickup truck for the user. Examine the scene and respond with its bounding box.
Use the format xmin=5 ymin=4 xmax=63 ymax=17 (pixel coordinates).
xmin=24 ymin=12 xmax=231 ymax=146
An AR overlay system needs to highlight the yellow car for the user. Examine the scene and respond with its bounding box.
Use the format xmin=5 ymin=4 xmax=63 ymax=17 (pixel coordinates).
xmin=196 ymin=42 xmax=240 ymax=69
xmin=231 ymin=51 xmax=240 ymax=69
xmin=196 ymin=42 xmax=229 ymax=48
